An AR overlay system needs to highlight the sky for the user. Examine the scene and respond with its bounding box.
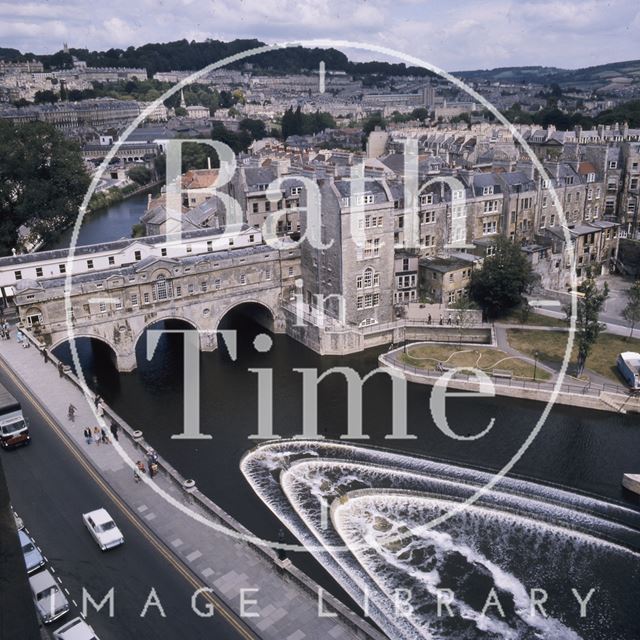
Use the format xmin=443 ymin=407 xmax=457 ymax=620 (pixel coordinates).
xmin=0 ymin=0 xmax=638 ymax=71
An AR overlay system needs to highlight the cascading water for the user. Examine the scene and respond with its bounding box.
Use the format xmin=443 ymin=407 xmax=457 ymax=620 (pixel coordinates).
xmin=241 ymin=440 xmax=640 ymax=640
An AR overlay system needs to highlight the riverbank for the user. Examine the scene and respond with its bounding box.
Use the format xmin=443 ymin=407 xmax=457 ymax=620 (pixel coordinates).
xmin=87 ymin=179 xmax=162 ymax=214
xmin=380 ymin=345 xmax=640 ymax=414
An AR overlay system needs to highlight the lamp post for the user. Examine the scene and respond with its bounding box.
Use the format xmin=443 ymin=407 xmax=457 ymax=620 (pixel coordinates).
xmin=533 ymin=350 xmax=538 ymax=381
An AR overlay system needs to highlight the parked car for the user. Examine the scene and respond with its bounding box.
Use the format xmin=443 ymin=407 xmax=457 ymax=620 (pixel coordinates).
xmin=18 ymin=528 xmax=45 ymax=574
xmin=82 ymin=508 xmax=124 ymax=551
xmin=53 ymin=616 xmax=100 ymax=640
xmin=28 ymin=569 xmax=69 ymax=624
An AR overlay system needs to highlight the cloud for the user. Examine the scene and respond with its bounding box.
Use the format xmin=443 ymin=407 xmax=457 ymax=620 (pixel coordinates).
xmin=0 ymin=0 xmax=637 ymax=70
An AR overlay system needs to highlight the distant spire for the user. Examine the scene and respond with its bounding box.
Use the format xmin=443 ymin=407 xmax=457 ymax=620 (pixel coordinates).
xmin=180 ymin=89 xmax=186 ymax=109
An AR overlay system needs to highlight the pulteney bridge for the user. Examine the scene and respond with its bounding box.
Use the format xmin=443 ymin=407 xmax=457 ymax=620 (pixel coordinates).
xmin=11 ymin=239 xmax=300 ymax=371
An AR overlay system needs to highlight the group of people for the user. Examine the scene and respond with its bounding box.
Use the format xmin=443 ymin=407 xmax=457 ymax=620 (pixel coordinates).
xmin=0 ymin=321 xmax=10 ymax=340
xmin=83 ymin=426 xmax=111 ymax=445
xmin=134 ymin=448 xmax=159 ymax=482
xmin=424 ymin=314 xmax=462 ymax=326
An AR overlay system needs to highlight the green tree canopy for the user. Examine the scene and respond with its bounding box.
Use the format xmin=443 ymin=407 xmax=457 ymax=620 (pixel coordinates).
xmin=565 ymin=275 xmax=609 ymax=376
xmin=0 ymin=121 xmax=89 ymax=255
xmin=622 ymin=279 xmax=640 ymax=340
xmin=470 ymin=238 xmax=534 ymax=319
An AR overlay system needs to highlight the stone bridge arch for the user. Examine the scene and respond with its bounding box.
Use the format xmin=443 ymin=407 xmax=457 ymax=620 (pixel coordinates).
xmin=49 ymin=330 xmax=120 ymax=370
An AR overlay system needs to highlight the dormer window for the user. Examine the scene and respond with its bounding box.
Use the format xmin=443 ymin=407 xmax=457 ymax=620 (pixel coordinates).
xmin=420 ymin=194 xmax=433 ymax=205
xmin=290 ymin=186 xmax=302 ymax=196
xmin=452 ymin=189 xmax=464 ymax=201
xmin=587 ymin=173 xmax=595 ymax=183
xmin=355 ymin=194 xmax=375 ymax=205
xmin=609 ymin=160 xmax=617 ymax=169
xmin=542 ymin=179 xmax=550 ymax=189
xmin=482 ymin=186 xmax=494 ymax=196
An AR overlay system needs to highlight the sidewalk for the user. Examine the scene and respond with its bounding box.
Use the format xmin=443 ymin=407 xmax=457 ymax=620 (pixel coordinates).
xmin=0 ymin=329 xmax=380 ymax=640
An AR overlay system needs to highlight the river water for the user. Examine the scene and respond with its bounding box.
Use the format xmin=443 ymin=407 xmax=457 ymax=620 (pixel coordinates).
xmin=51 ymin=199 xmax=640 ymax=639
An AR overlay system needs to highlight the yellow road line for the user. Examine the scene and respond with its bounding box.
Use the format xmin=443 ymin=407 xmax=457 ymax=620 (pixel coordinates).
xmin=0 ymin=357 xmax=258 ymax=640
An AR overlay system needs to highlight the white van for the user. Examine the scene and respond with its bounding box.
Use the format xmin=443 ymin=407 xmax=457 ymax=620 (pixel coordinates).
xmin=53 ymin=617 xmax=100 ymax=640
xmin=28 ymin=569 xmax=69 ymax=624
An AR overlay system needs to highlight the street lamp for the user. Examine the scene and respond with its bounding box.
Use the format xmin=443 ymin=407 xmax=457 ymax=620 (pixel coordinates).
xmin=533 ymin=350 xmax=538 ymax=381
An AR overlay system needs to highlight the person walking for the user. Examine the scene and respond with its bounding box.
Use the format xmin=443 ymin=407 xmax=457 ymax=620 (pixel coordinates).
xmin=100 ymin=427 xmax=110 ymax=444
xmin=83 ymin=427 xmax=92 ymax=444
xmin=93 ymin=426 xmax=101 ymax=446
xmin=16 ymin=330 xmax=23 ymax=345
xmin=94 ymin=394 xmax=102 ymax=409
xmin=110 ymin=422 xmax=119 ymax=442
xmin=67 ymin=404 xmax=77 ymax=422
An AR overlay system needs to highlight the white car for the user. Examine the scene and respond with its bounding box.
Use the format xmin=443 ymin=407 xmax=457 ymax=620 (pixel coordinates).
xmin=53 ymin=616 xmax=100 ymax=640
xmin=29 ymin=569 xmax=70 ymax=624
xmin=82 ymin=508 xmax=124 ymax=551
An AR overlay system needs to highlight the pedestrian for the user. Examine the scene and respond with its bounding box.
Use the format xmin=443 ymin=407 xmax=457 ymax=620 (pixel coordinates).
xmin=16 ymin=330 xmax=23 ymax=344
xmin=447 ymin=316 xmax=452 ymax=325
xmin=42 ymin=348 xmax=49 ymax=363
xmin=428 ymin=314 xmax=432 ymax=325
xmin=110 ymin=422 xmax=119 ymax=442
xmin=96 ymin=400 xmax=104 ymax=418
xmin=83 ymin=427 xmax=92 ymax=444
xmin=93 ymin=426 xmax=101 ymax=446
xmin=100 ymin=427 xmax=110 ymax=444
xmin=67 ymin=404 xmax=77 ymax=422
xmin=439 ymin=315 xmax=443 ymax=325
xmin=134 ymin=467 xmax=141 ymax=483
xmin=94 ymin=394 xmax=101 ymax=409
xmin=58 ymin=361 xmax=64 ymax=377
xmin=136 ymin=460 xmax=146 ymax=475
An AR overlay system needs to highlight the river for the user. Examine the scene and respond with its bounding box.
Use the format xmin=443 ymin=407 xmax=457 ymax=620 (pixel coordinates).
xmin=50 ymin=198 xmax=640 ymax=639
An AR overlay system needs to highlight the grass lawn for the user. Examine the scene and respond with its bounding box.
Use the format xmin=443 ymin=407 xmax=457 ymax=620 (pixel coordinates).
xmin=401 ymin=344 xmax=552 ymax=380
xmin=506 ymin=329 xmax=640 ymax=384
xmin=500 ymin=310 xmax=567 ymax=328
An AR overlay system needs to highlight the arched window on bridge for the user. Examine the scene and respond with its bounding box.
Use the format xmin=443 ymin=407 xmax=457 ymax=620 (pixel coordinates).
xmin=152 ymin=275 xmax=173 ymax=302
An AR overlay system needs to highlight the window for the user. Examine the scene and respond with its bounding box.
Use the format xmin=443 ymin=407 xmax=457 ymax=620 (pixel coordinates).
xmin=265 ymin=268 xmax=272 ymax=280
xmin=542 ymin=179 xmax=550 ymax=189
xmin=175 ymin=285 xmax=181 ymax=297
xmin=423 ymin=211 xmax=436 ymax=224
xmin=35 ymin=267 xmax=43 ymax=278
xmin=188 ymin=284 xmax=194 ymax=294
xmin=143 ymin=292 xmax=150 ymax=304
xmin=265 ymin=201 xmax=271 ymax=213
xmin=249 ymin=234 xmax=255 ymax=243
xmin=356 ymin=275 xmax=363 ymax=289
xmin=161 ymin=248 xmax=167 ymax=257
xmin=154 ymin=276 xmax=172 ymax=301
xmin=134 ymin=251 xmax=141 ymax=261
xmin=131 ymin=293 xmax=139 ymax=306
xmin=14 ymin=270 xmax=22 ymax=280
xmin=482 ymin=220 xmax=497 ymax=235
xmin=420 ymin=194 xmax=433 ymax=205
xmin=452 ymin=189 xmax=464 ymax=201
xmin=59 ymin=264 xmax=66 ymax=274
xmin=356 ymin=194 xmax=374 ymax=205
xmin=98 ymin=302 xmax=107 ymax=313
xmin=200 ymin=281 xmax=207 ymax=292
xmin=229 ymin=238 xmax=234 ymax=246
xmin=87 ymin=260 xmax=94 ymax=269
xmin=288 ymin=266 xmax=294 ymax=276
xmin=214 ymin=278 xmax=221 ymax=290
xmin=252 ymin=202 xmax=259 ymax=213
xmin=290 ymin=186 xmax=302 ymax=196
xmin=108 ymin=256 xmax=115 ymax=265
xmin=609 ymin=160 xmax=617 ymax=169
xmin=363 ymin=268 xmax=373 ymax=288
xmin=483 ymin=200 xmax=498 ymax=213
xmin=587 ymin=173 xmax=595 ymax=183
xmin=115 ymin=299 xmax=123 ymax=310
xmin=482 ymin=186 xmax=494 ymax=196
xmin=542 ymin=196 xmax=548 ymax=208
xmin=240 ymin=274 xmax=246 ymax=285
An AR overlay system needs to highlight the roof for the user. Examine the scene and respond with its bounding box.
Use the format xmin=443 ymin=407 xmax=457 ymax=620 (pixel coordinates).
xmin=419 ymin=257 xmax=470 ymax=273
xmin=85 ymin=508 xmax=112 ymax=525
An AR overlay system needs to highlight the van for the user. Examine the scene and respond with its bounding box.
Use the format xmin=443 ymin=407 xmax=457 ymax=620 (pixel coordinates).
xmin=28 ymin=569 xmax=69 ymax=624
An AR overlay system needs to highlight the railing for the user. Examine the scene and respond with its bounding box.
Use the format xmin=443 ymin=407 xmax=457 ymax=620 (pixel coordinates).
xmin=385 ymin=354 xmax=632 ymax=398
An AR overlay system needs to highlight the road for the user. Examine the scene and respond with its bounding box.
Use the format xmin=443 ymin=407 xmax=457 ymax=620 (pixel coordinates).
xmin=0 ymin=369 xmax=250 ymax=640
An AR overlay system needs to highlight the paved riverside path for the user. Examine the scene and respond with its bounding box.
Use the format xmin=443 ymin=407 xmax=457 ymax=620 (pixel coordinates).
xmin=0 ymin=331 xmax=376 ymax=640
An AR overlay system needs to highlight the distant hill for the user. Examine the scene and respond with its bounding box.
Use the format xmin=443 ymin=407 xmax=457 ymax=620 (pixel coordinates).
xmin=455 ymin=59 xmax=640 ymax=90
xmin=2 ymin=39 xmax=435 ymax=79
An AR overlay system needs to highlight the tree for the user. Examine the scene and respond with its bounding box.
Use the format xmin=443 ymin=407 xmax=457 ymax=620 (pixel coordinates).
xmin=470 ymin=238 xmax=534 ymax=319
xmin=127 ymin=165 xmax=152 ymax=186
xmin=0 ymin=121 xmax=89 ymax=255
xmin=565 ymin=275 xmax=609 ymax=376
xmin=622 ymin=279 xmax=640 ymax=340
